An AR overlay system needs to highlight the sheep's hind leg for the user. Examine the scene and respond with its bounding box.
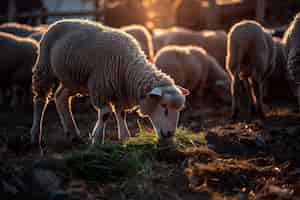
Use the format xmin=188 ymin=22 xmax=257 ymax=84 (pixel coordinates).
xmin=31 ymin=95 xmax=49 ymax=154
xmin=55 ymin=84 xmax=83 ymax=144
xmin=91 ymin=106 xmax=111 ymax=145
xmin=230 ymin=76 xmax=240 ymax=120
xmin=253 ymin=79 xmax=266 ymax=120
xmin=246 ymin=78 xmax=257 ymax=119
xmin=115 ymin=111 xmax=131 ymax=142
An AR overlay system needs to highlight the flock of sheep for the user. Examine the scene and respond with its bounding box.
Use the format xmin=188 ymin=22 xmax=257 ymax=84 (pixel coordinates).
xmin=1 ymin=12 xmax=300 ymax=152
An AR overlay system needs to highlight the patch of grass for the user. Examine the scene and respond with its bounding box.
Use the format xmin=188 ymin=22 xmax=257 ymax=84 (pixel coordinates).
xmin=64 ymin=128 xmax=206 ymax=182
xmin=175 ymin=128 xmax=207 ymax=149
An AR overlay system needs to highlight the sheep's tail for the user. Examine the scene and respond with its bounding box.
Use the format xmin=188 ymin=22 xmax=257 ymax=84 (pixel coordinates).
xmin=32 ymin=47 xmax=56 ymax=102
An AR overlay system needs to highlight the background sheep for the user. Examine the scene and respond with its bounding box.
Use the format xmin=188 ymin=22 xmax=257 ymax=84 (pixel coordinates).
xmin=154 ymin=45 xmax=230 ymax=106
xmin=226 ymin=20 xmax=277 ymax=120
xmin=0 ymin=32 xmax=38 ymax=108
xmin=283 ymin=12 xmax=300 ymax=111
xmin=0 ymin=22 xmax=39 ymax=37
xmin=264 ymin=37 xmax=294 ymax=100
xmin=31 ymin=19 xmax=189 ymax=151
xmin=174 ymin=0 xmax=207 ymax=30
xmin=121 ymin=24 xmax=154 ymax=62
xmin=103 ymin=0 xmax=148 ymax=28
xmin=153 ymin=27 xmax=227 ymax=67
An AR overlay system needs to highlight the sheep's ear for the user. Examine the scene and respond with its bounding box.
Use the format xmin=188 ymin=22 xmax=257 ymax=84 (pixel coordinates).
xmin=148 ymin=87 xmax=162 ymax=97
xmin=176 ymin=85 xmax=190 ymax=96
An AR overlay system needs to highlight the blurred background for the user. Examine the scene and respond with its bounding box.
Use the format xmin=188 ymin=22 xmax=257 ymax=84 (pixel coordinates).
xmin=1 ymin=0 xmax=300 ymax=31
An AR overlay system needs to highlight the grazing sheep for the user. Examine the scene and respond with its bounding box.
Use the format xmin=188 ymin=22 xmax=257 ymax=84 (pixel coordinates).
xmin=31 ymin=19 xmax=189 ymax=150
xmin=0 ymin=22 xmax=38 ymax=37
xmin=154 ymin=45 xmax=230 ymax=104
xmin=283 ymin=13 xmax=300 ymax=109
xmin=153 ymin=27 xmax=227 ymax=67
xmin=226 ymin=20 xmax=277 ymax=120
xmin=0 ymin=32 xmax=38 ymax=107
xmin=121 ymin=24 xmax=154 ymax=61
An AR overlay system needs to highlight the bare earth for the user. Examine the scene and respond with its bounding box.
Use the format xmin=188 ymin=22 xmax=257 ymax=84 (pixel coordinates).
xmin=1 ymin=96 xmax=300 ymax=199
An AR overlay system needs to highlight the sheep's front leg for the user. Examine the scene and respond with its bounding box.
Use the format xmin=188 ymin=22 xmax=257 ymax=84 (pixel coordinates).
xmin=92 ymin=106 xmax=111 ymax=145
xmin=115 ymin=111 xmax=131 ymax=142
xmin=55 ymin=84 xmax=82 ymax=143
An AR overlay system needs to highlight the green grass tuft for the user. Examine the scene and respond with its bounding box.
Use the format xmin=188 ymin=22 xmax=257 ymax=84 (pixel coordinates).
xmin=64 ymin=128 xmax=206 ymax=182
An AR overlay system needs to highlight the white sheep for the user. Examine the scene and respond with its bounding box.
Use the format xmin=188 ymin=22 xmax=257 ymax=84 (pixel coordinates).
xmin=153 ymin=27 xmax=227 ymax=67
xmin=121 ymin=24 xmax=154 ymax=62
xmin=226 ymin=20 xmax=277 ymax=120
xmin=154 ymin=45 xmax=230 ymax=104
xmin=0 ymin=32 xmax=38 ymax=107
xmin=31 ymin=19 xmax=189 ymax=150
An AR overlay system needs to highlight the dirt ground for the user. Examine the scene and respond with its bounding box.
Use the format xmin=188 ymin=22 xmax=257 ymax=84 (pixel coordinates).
xmin=1 ymin=96 xmax=300 ymax=199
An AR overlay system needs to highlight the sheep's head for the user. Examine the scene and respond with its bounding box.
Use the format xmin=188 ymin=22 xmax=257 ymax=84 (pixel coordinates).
xmin=139 ymin=85 xmax=189 ymax=139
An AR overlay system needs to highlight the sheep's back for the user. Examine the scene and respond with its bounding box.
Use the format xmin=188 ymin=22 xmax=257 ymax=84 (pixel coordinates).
xmin=228 ymin=21 xmax=273 ymax=74
xmin=154 ymin=46 xmax=203 ymax=91
xmin=45 ymin=20 xmax=143 ymax=90
xmin=0 ymin=32 xmax=37 ymax=86
xmin=153 ymin=28 xmax=226 ymax=66
xmin=0 ymin=23 xmax=36 ymax=37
